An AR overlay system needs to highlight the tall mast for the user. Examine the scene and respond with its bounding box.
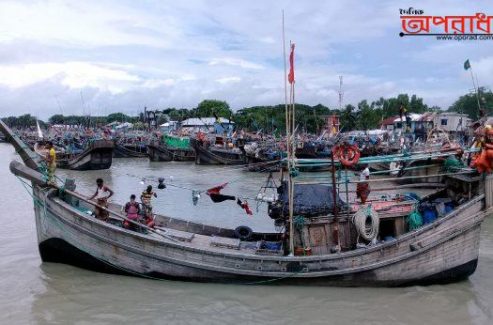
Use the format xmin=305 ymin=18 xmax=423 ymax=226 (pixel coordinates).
xmin=281 ymin=10 xmax=294 ymax=255
xmin=289 ymin=41 xmax=296 ymax=256
xmin=338 ymin=75 xmax=344 ymax=111
xmin=467 ymin=62 xmax=482 ymax=118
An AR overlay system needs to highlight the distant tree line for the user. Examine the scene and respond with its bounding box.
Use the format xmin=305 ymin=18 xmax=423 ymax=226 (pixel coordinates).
xmin=448 ymin=87 xmax=493 ymax=120
xmin=2 ymin=90 xmax=491 ymax=132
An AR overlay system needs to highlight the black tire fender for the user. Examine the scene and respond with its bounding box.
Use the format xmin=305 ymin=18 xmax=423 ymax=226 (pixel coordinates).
xmin=234 ymin=226 xmax=253 ymax=241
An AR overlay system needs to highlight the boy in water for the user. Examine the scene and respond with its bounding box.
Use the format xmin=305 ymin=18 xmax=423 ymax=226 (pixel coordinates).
xmin=88 ymin=178 xmax=114 ymax=221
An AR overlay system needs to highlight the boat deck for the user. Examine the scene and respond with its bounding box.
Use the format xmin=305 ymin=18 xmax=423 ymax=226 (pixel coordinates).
xmin=55 ymin=184 xmax=447 ymax=259
xmin=149 ymin=228 xmax=277 ymax=256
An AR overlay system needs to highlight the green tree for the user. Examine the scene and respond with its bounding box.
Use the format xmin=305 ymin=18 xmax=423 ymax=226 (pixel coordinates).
xmin=2 ymin=114 xmax=38 ymax=127
xmin=356 ymin=100 xmax=381 ymax=130
xmin=165 ymin=108 xmax=193 ymax=121
xmin=408 ymin=94 xmax=428 ymax=113
xmin=107 ymin=112 xmax=132 ymax=123
xmin=156 ymin=114 xmax=168 ymax=125
xmin=339 ymin=104 xmax=357 ymax=131
xmin=448 ymin=87 xmax=493 ymax=119
xmin=49 ymin=114 xmax=65 ymax=125
xmin=196 ymin=100 xmax=232 ymax=118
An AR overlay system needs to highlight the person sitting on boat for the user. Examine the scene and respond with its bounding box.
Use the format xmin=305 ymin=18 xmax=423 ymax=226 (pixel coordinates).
xmin=123 ymin=194 xmax=141 ymax=231
xmin=45 ymin=141 xmax=57 ymax=185
xmin=88 ymin=178 xmax=114 ymax=221
xmin=140 ymin=185 xmax=157 ymax=228
xmin=356 ymin=164 xmax=371 ymax=204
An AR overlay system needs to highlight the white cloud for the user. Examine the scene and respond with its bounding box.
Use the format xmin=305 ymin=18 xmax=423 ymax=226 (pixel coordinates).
xmin=471 ymin=56 xmax=493 ymax=86
xmin=0 ymin=0 xmax=188 ymax=49
xmin=259 ymin=36 xmax=276 ymax=44
xmin=209 ymin=58 xmax=264 ymax=70
xmin=142 ymin=78 xmax=175 ymax=88
xmin=0 ymin=0 xmax=493 ymax=118
xmin=0 ymin=62 xmax=140 ymax=94
xmin=216 ymin=76 xmax=241 ymax=84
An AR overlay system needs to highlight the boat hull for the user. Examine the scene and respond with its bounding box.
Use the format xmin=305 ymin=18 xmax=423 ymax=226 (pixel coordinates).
xmin=191 ymin=139 xmax=245 ymax=165
xmin=65 ymin=147 xmax=113 ymax=170
xmin=35 ymin=140 xmax=114 ymax=170
xmin=37 ymin=233 xmax=479 ymax=286
xmin=64 ymin=140 xmax=114 ymax=170
xmin=32 ymin=187 xmax=486 ymax=286
xmin=113 ymin=144 xmax=148 ymax=158
xmin=147 ymin=143 xmax=195 ymax=162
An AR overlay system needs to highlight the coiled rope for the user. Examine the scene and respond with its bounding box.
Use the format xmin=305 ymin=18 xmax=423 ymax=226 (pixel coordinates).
xmin=352 ymin=205 xmax=379 ymax=242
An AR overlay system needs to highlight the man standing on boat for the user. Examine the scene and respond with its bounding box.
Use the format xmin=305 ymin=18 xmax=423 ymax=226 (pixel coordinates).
xmin=88 ymin=178 xmax=114 ymax=221
xmin=356 ymin=164 xmax=371 ymax=204
xmin=45 ymin=141 xmax=57 ymax=185
xmin=141 ymin=185 xmax=157 ymax=228
xmin=123 ymin=194 xmax=141 ymax=231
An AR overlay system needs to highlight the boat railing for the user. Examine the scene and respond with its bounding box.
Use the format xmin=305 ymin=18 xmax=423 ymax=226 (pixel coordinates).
xmin=60 ymin=188 xmax=279 ymax=241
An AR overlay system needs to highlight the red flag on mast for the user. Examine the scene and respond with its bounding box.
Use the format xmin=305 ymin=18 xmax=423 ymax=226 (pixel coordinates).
xmin=288 ymin=43 xmax=295 ymax=84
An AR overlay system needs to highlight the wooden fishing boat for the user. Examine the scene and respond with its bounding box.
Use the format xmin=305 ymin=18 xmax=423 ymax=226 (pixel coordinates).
xmin=113 ymin=135 xmax=148 ymax=158
xmin=147 ymin=137 xmax=195 ymax=162
xmin=191 ymin=137 xmax=246 ymax=165
xmin=113 ymin=143 xmax=148 ymax=158
xmin=34 ymin=139 xmax=114 ymax=170
xmin=1 ymin=119 xmax=491 ymax=286
xmin=244 ymin=142 xmax=283 ymax=172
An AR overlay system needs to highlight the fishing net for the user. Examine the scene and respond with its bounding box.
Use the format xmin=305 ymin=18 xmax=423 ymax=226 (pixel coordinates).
xmin=268 ymin=181 xmax=345 ymax=219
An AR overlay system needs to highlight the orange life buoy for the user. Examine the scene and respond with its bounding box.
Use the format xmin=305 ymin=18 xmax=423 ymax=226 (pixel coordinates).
xmin=332 ymin=144 xmax=360 ymax=167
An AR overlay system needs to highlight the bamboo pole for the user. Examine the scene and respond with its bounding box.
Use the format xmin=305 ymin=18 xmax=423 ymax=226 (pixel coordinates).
xmin=281 ymin=10 xmax=294 ymax=256
xmin=331 ymin=152 xmax=340 ymax=250
xmin=295 ymin=170 xmax=474 ymax=186
xmin=469 ymin=65 xmax=482 ymax=115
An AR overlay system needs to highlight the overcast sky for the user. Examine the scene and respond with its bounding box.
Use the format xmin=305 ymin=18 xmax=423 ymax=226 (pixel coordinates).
xmin=0 ymin=0 xmax=492 ymax=118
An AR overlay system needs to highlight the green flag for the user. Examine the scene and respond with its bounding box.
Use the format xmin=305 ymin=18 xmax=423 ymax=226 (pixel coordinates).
xmin=464 ymin=59 xmax=471 ymax=70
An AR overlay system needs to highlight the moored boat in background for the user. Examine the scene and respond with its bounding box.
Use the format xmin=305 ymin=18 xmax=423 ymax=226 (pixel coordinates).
xmin=34 ymin=139 xmax=114 ymax=170
xmin=147 ymin=135 xmax=195 ymax=162
xmin=191 ymin=136 xmax=246 ymax=165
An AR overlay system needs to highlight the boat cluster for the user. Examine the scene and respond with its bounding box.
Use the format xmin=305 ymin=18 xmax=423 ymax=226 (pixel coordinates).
xmin=12 ymin=118 xmax=471 ymax=174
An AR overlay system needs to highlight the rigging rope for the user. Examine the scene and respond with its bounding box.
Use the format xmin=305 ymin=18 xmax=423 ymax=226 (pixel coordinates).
xmin=352 ymin=205 xmax=379 ymax=242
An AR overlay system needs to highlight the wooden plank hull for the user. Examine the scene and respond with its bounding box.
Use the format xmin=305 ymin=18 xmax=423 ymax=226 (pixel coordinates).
xmin=191 ymin=139 xmax=246 ymax=165
xmin=65 ymin=147 xmax=113 ymax=170
xmin=245 ymin=155 xmax=282 ymax=172
xmin=34 ymin=140 xmax=114 ymax=170
xmin=32 ymin=185 xmax=486 ymax=286
xmin=113 ymin=144 xmax=148 ymax=158
xmin=147 ymin=143 xmax=195 ymax=162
